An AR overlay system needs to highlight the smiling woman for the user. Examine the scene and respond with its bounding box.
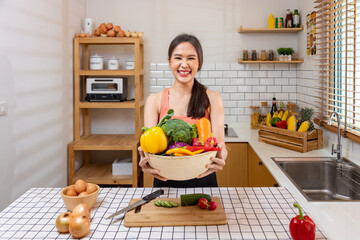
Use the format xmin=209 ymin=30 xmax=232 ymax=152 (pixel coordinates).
xmin=138 ymin=33 xmax=228 ymax=188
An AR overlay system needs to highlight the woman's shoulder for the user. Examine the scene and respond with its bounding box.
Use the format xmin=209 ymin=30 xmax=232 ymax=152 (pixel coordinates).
xmin=206 ymin=88 xmax=222 ymax=101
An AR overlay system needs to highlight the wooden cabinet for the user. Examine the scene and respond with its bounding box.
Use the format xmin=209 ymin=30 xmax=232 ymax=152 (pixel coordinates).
xmin=216 ymin=143 xmax=248 ymax=187
xmin=248 ymin=146 xmax=278 ymax=187
xmin=68 ymin=37 xmax=144 ymax=186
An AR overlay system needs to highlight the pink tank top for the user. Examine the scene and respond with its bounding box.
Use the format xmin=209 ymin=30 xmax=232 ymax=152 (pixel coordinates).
xmin=159 ymin=88 xmax=210 ymax=124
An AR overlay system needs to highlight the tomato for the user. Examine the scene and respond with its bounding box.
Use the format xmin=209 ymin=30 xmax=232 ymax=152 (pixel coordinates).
xmin=208 ymin=201 xmax=217 ymax=210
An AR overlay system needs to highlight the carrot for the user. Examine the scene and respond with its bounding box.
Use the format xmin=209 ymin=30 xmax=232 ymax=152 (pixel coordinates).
xmin=196 ymin=118 xmax=211 ymax=142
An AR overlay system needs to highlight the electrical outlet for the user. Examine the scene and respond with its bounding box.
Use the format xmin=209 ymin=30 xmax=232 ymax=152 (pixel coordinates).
xmin=0 ymin=102 xmax=7 ymax=116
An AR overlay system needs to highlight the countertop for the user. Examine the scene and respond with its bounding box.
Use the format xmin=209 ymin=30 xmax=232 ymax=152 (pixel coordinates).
xmin=225 ymin=123 xmax=360 ymax=240
xmin=0 ymin=187 xmax=326 ymax=240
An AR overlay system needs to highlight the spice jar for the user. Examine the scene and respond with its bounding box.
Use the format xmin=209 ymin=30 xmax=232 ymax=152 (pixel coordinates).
xmin=251 ymin=50 xmax=257 ymax=61
xmin=259 ymin=102 xmax=268 ymax=125
xmin=249 ymin=106 xmax=260 ymax=129
xmin=260 ymin=50 xmax=267 ymax=61
xmin=243 ymin=50 xmax=249 ymax=61
xmin=269 ymin=50 xmax=274 ymax=61
xmin=89 ymin=54 xmax=104 ymax=70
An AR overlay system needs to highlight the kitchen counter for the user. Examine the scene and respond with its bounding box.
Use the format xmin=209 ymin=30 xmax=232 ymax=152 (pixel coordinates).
xmin=225 ymin=123 xmax=360 ymax=240
xmin=0 ymin=187 xmax=326 ymax=240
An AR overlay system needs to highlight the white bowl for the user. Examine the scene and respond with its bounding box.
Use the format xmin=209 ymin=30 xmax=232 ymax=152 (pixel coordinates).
xmin=148 ymin=151 xmax=217 ymax=180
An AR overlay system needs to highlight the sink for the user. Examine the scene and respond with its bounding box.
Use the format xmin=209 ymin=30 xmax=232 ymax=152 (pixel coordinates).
xmin=272 ymin=157 xmax=360 ymax=201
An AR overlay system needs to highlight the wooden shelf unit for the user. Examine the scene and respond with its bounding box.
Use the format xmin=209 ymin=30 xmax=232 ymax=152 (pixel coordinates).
xmin=238 ymin=58 xmax=304 ymax=64
xmin=238 ymin=25 xmax=303 ymax=33
xmin=69 ymin=37 xmax=144 ymax=186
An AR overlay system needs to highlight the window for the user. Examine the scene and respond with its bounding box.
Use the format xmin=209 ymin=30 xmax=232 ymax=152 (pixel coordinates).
xmin=316 ymin=0 xmax=360 ymax=142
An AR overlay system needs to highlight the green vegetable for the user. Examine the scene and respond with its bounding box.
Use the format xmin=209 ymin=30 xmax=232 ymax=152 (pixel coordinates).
xmin=180 ymin=193 xmax=212 ymax=206
xmin=270 ymin=117 xmax=282 ymax=127
xmin=161 ymin=118 xmax=195 ymax=145
xmin=153 ymin=200 xmax=179 ymax=208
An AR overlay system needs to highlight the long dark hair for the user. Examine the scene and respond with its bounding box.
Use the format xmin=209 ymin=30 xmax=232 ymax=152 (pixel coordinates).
xmin=168 ymin=34 xmax=210 ymax=119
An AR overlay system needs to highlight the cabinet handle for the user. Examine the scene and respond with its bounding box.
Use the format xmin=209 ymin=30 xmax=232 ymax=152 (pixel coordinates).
xmin=273 ymin=183 xmax=279 ymax=187
xmin=258 ymin=161 xmax=263 ymax=165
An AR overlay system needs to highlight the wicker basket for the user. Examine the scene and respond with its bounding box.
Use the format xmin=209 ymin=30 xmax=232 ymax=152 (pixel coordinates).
xmin=148 ymin=151 xmax=217 ymax=181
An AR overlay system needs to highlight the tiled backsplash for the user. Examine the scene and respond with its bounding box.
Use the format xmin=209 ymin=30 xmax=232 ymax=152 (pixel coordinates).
xmin=150 ymin=62 xmax=297 ymax=123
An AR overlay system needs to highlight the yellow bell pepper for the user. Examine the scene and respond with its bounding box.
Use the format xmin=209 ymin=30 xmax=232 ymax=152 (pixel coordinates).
xmin=166 ymin=148 xmax=204 ymax=156
xmin=140 ymin=127 xmax=168 ymax=154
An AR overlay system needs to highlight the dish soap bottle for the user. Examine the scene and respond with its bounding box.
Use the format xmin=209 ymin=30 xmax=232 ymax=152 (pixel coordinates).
xmin=268 ymin=14 xmax=276 ymax=28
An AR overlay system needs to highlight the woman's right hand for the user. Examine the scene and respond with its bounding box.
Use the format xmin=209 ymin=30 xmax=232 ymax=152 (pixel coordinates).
xmin=138 ymin=146 xmax=167 ymax=181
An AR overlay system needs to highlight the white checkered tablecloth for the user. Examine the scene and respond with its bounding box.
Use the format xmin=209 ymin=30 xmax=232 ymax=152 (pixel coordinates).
xmin=0 ymin=187 xmax=327 ymax=240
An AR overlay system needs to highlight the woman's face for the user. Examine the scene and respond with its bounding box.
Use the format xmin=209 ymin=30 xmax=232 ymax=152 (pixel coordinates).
xmin=168 ymin=42 xmax=199 ymax=85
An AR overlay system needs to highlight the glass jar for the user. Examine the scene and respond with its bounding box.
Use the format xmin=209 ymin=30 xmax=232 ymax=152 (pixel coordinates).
xmin=269 ymin=50 xmax=274 ymax=61
xmin=287 ymin=103 xmax=296 ymax=115
xmin=259 ymin=102 xmax=268 ymax=125
xmin=260 ymin=50 xmax=267 ymax=61
xmin=243 ymin=50 xmax=249 ymax=61
xmin=249 ymin=106 xmax=260 ymax=129
xmin=251 ymin=50 xmax=257 ymax=61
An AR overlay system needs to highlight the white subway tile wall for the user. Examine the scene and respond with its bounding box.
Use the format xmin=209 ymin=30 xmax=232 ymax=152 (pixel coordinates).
xmin=150 ymin=63 xmax=298 ymax=123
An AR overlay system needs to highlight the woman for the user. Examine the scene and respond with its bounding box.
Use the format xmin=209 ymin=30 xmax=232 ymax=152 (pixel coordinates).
xmin=138 ymin=33 xmax=227 ymax=187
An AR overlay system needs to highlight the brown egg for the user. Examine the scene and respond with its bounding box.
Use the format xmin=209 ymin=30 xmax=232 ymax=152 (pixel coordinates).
xmin=74 ymin=179 xmax=87 ymax=194
xmin=86 ymin=184 xmax=97 ymax=194
xmin=78 ymin=192 xmax=89 ymax=197
xmin=66 ymin=189 xmax=77 ymax=196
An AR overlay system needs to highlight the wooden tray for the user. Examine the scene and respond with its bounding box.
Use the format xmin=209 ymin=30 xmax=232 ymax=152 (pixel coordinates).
xmin=124 ymin=197 xmax=227 ymax=227
xmin=258 ymin=124 xmax=323 ymax=153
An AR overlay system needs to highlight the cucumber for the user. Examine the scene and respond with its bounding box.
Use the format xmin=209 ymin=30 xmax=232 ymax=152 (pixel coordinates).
xmin=154 ymin=200 xmax=161 ymax=207
xmin=164 ymin=201 xmax=173 ymax=208
xmin=180 ymin=193 xmax=212 ymax=206
xmin=169 ymin=201 xmax=179 ymax=207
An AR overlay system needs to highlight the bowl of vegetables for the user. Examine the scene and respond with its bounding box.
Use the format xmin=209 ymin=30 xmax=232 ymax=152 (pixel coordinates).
xmin=141 ymin=109 xmax=220 ymax=181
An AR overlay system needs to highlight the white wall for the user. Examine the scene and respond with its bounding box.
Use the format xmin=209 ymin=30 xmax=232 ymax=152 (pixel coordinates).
xmin=0 ymin=0 xmax=86 ymax=211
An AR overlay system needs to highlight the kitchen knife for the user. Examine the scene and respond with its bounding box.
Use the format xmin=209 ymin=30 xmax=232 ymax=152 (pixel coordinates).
xmin=106 ymin=189 xmax=164 ymax=219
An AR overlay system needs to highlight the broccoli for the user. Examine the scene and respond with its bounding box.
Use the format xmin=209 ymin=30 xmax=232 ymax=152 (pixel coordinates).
xmin=161 ymin=119 xmax=195 ymax=145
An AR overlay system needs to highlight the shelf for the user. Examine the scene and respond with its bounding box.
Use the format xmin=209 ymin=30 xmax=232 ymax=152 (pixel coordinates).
xmin=238 ymin=25 xmax=303 ymax=33
xmin=79 ymin=100 xmax=144 ymax=109
xmin=79 ymin=69 xmax=144 ymax=76
xmin=76 ymin=37 xmax=144 ymax=45
xmin=71 ymin=134 xmax=139 ymax=150
xmin=238 ymin=58 xmax=304 ymax=64
xmin=74 ymin=163 xmax=133 ymax=185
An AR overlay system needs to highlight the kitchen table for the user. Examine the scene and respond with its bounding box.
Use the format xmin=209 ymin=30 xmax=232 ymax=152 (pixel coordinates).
xmin=0 ymin=187 xmax=326 ymax=239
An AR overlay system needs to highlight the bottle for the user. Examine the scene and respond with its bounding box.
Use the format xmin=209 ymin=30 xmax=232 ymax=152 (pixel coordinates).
xmin=250 ymin=106 xmax=260 ymax=129
xmin=279 ymin=101 xmax=285 ymax=114
xmin=285 ymin=9 xmax=292 ymax=28
xmin=259 ymin=102 xmax=268 ymax=125
xmin=261 ymin=50 xmax=267 ymax=61
xmin=243 ymin=50 xmax=249 ymax=61
xmin=270 ymin=98 xmax=277 ymax=116
xmin=293 ymin=9 xmax=300 ymax=28
xmin=251 ymin=50 xmax=257 ymax=61
xmin=268 ymin=50 xmax=274 ymax=61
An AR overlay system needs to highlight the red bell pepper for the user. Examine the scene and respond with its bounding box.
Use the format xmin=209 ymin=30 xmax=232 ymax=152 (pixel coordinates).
xmin=276 ymin=120 xmax=287 ymax=129
xmin=289 ymin=203 xmax=316 ymax=240
xmin=185 ymin=146 xmax=221 ymax=152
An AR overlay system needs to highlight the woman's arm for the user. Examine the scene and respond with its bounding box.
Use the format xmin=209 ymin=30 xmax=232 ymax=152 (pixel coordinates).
xmin=138 ymin=93 xmax=167 ymax=181
xmin=197 ymin=90 xmax=228 ymax=178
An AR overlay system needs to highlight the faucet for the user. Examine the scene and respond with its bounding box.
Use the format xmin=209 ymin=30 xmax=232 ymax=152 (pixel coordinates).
xmin=328 ymin=111 xmax=342 ymax=162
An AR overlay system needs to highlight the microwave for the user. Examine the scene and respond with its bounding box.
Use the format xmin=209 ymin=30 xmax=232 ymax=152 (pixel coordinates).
xmin=86 ymin=78 xmax=127 ymax=102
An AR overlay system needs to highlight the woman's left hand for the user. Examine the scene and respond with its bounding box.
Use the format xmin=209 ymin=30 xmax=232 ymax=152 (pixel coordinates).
xmin=197 ymin=142 xmax=227 ymax=179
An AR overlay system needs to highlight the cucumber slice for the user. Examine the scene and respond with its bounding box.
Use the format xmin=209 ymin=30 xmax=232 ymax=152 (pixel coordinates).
xmin=164 ymin=201 xmax=173 ymax=208
xmin=180 ymin=193 xmax=212 ymax=206
xmin=154 ymin=200 xmax=161 ymax=207
xmin=159 ymin=200 xmax=167 ymax=207
xmin=169 ymin=201 xmax=179 ymax=207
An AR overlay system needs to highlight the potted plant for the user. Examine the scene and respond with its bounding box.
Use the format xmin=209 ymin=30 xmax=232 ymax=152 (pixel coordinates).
xmin=277 ymin=48 xmax=295 ymax=61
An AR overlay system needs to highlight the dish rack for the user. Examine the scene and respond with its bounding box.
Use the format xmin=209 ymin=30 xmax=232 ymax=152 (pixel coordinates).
xmin=336 ymin=164 xmax=360 ymax=198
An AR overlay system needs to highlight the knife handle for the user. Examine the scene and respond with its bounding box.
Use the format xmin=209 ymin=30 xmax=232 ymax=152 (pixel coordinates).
xmin=142 ymin=189 xmax=164 ymax=202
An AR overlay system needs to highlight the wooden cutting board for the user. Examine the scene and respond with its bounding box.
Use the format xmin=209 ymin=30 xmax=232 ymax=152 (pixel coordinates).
xmin=124 ymin=197 xmax=227 ymax=227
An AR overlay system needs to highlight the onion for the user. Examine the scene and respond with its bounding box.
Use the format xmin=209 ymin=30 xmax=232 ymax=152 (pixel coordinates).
xmin=72 ymin=203 xmax=90 ymax=219
xmin=114 ymin=25 xmax=121 ymax=33
xmin=69 ymin=216 xmax=90 ymax=238
xmin=118 ymin=30 xmax=126 ymax=37
xmin=106 ymin=23 xmax=113 ymax=30
xmin=55 ymin=212 xmax=74 ymax=233
xmin=107 ymin=30 xmax=115 ymax=37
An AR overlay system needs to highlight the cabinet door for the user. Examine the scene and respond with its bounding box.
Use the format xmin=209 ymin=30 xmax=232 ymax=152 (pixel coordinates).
xmin=143 ymin=172 xmax=154 ymax=187
xmin=217 ymin=142 xmax=248 ymax=187
xmin=248 ymin=146 xmax=277 ymax=187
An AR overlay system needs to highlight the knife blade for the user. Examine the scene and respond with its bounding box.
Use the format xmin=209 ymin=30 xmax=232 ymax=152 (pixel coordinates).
xmin=107 ymin=189 xmax=164 ymax=219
